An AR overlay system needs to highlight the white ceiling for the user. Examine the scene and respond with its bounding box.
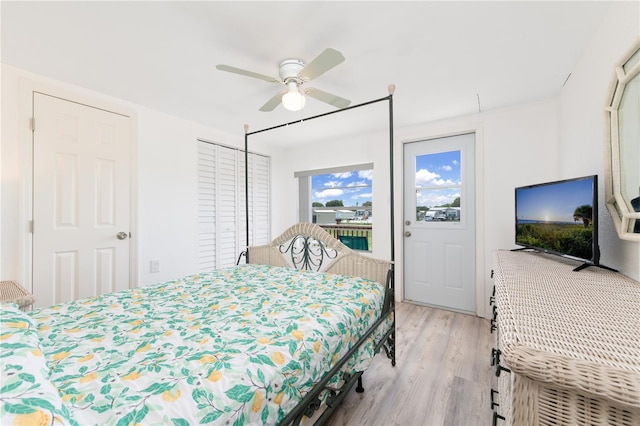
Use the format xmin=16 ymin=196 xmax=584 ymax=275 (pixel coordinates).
xmin=1 ymin=1 xmax=612 ymax=146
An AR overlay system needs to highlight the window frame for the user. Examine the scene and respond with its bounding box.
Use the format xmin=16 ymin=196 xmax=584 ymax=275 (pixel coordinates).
xmin=295 ymin=163 xmax=373 ymax=222
xmin=296 ymin=163 xmax=373 ymax=252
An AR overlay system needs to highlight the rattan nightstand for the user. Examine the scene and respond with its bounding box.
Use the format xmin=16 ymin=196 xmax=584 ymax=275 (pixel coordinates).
xmin=0 ymin=281 xmax=35 ymax=311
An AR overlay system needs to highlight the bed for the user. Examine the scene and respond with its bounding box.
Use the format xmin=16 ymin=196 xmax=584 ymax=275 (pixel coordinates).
xmin=1 ymin=223 xmax=395 ymax=426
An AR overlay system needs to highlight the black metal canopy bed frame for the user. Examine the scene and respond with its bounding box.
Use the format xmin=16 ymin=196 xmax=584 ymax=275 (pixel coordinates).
xmin=241 ymin=85 xmax=397 ymax=424
xmin=0 ymin=87 xmax=398 ymax=426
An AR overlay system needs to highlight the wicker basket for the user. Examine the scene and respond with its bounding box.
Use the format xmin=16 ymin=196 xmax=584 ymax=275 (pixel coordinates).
xmin=0 ymin=280 xmax=35 ymax=311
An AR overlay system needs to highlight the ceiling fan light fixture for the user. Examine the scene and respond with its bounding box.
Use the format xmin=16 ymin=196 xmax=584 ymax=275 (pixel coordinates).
xmin=217 ymin=48 xmax=349 ymax=112
xmin=282 ymin=83 xmax=306 ymax=111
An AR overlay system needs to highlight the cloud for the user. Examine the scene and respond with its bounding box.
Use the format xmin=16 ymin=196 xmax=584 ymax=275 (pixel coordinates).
xmin=441 ymin=165 xmax=452 ymax=172
xmin=415 ymin=169 xmax=440 ymax=185
xmin=331 ymin=172 xmax=353 ymax=179
xmin=314 ymin=188 xmax=344 ymax=199
xmin=416 ymin=190 xmax=460 ymax=207
xmin=432 ymin=178 xmax=459 ymax=186
xmin=358 ymin=170 xmax=373 ymax=180
xmin=323 ymin=180 xmax=341 ymax=188
xmin=416 ymin=169 xmax=460 ymax=186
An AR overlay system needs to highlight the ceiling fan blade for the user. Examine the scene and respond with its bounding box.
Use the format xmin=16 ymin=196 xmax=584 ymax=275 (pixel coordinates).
xmin=216 ymin=64 xmax=280 ymax=83
xmin=298 ymin=48 xmax=345 ymax=81
xmin=259 ymin=90 xmax=286 ymax=112
xmin=304 ymin=87 xmax=351 ymax=109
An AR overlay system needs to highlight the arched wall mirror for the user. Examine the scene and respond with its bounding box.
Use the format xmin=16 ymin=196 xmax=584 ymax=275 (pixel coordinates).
xmin=605 ymin=38 xmax=640 ymax=242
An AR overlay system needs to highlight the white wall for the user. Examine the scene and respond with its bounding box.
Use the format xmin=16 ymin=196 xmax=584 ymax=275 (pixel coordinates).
xmin=0 ymin=64 xmax=272 ymax=290
xmin=2 ymin=0 xmax=638 ymax=307
xmin=270 ymin=125 xmax=392 ymax=261
xmin=270 ymin=97 xmax=560 ymax=318
xmin=273 ymin=2 xmax=640 ymax=309
xmin=135 ymin=107 xmax=238 ymax=285
xmin=276 ymin=1 xmax=640 ymax=316
xmin=397 ymin=99 xmax=559 ymax=318
xmin=558 ymin=1 xmax=640 ymax=280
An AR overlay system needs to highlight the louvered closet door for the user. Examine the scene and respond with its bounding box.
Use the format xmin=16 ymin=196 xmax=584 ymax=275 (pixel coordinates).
xmin=217 ymin=147 xmax=239 ymax=267
xmin=252 ymin=155 xmax=270 ymax=245
xmin=197 ymin=143 xmax=216 ymax=271
xmin=197 ymin=141 xmax=270 ymax=271
xmin=238 ymin=153 xmax=271 ymax=250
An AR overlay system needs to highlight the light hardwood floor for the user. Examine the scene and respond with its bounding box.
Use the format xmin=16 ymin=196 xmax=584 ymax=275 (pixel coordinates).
xmin=327 ymin=302 xmax=494 ymax=426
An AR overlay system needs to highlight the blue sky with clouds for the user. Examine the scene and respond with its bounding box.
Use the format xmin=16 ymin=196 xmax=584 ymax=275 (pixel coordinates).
xmin=415 ymin=150 xmax=461 ymax=208
xmin=312 ymin=170 xmax=373 ymax=206
xmin=311 ymin=151 xmax=463 ymax=208
xmin=516 ymin=177 xmax=594 ymax=223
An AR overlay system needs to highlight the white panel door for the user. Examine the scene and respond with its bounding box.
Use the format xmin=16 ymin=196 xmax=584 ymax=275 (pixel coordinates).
xmin=33 ymin=93 xmax=131 ymax=307
xmin=403 ymin=133 xmax=476 ymax=313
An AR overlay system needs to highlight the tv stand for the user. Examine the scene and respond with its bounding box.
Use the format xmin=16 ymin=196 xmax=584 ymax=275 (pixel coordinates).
xmin=572 ymin=262 xmax=618 ymax=272
xmin=510 ymin=247 xmax=536 ymax=252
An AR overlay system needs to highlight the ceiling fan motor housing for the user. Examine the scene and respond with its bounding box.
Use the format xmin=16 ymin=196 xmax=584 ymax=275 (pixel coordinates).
xmin=279 ymin=59 xmax=305 ymax=82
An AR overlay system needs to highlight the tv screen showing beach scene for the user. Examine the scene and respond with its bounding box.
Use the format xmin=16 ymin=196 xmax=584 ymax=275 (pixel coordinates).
xmin=515 ymin=176 xmax=597 ymax=262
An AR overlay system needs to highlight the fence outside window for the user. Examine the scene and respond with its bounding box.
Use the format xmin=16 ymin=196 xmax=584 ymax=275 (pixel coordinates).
xmin=317 ymin=224 xmax=372 ymax=251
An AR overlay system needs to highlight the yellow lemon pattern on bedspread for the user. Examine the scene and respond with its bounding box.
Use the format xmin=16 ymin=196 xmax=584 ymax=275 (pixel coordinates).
xmin=1 ymin=264 xmax=391 ymax=426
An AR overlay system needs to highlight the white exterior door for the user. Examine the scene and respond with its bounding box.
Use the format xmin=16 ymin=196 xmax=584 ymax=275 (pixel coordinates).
xmin=32 ymin=93 xmax=131 ymax=308
xmin=403 ymin=133 xmax=476 ymax=313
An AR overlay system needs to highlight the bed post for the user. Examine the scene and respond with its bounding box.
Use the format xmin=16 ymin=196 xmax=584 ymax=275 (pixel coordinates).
xmin=244 ymin=87 xmax=398 ymax=423
xmin=388 ymin=84 xmax=396 ymax=368
xmin=244 ymin=124 xmax=250 ymax=263
xmin=388 ymin=84 xmax=395 ymax=265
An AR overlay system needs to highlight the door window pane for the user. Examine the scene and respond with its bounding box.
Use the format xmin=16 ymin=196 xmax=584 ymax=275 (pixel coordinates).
xmin=415 ymin=150 xmax=461 ymax=222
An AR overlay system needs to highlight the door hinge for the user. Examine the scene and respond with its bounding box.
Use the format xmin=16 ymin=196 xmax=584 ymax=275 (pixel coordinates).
xmin=28 ymin=221 xmax=34 ymax=234
xmin=30 ymin=117 xmax=35 ymax=131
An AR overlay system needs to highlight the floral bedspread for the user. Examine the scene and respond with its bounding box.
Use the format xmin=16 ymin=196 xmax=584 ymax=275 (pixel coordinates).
xmin=6 ymin=264 xmax=390 ymax=425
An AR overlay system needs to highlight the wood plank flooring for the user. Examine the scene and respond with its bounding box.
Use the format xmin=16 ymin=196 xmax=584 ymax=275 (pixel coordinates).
xmin=326 ymin=302 xmax=494 ymax=426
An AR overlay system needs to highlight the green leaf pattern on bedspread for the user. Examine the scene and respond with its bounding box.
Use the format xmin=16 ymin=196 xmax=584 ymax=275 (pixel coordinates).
xmin=0 ymin=303 xmax=78 ymax=426
xmin=23 ymin=265 xmax=391 ymax=425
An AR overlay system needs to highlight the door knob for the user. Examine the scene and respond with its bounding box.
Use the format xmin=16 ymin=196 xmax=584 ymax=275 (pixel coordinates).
xmin=404 ymin=231 xmax=411 ymax=237
xmin=116 ymin=232 xmax=128 ymax=240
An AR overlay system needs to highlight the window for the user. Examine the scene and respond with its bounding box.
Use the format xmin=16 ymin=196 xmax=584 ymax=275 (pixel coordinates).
xmin=198 ymin=140 xmax=270 ymax=270
xmin=296 ymin=163 xmax=373 ymax=251
xmin=415 ymin=150 xmax=461 ymax=223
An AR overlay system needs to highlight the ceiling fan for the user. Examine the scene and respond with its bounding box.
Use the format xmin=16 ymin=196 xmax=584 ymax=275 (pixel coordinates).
xmin=216 ymin=48 xmax=351 ymax=112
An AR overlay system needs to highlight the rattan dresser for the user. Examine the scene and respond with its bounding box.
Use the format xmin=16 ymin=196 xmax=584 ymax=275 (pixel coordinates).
xmin=490 ymin=250 xmax=640 ymax=426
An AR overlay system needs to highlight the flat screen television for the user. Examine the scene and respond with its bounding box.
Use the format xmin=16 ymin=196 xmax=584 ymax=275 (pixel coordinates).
xmin=514 ymin=175 xmax=609 ymax=271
